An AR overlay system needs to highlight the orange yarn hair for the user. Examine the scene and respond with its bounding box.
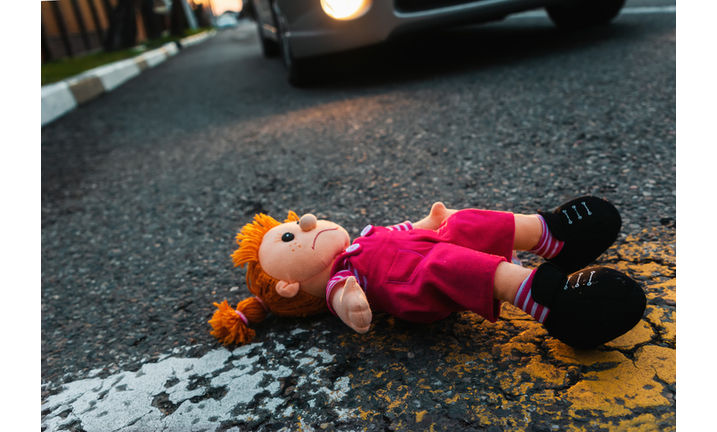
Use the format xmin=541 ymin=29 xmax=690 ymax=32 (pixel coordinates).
xmin=209 ymin=212 xmax=329 ymax=346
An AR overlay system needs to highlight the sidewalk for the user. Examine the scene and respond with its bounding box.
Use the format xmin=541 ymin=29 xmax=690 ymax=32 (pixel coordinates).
xmin=41 ymin=30 xmax=217 ymax=128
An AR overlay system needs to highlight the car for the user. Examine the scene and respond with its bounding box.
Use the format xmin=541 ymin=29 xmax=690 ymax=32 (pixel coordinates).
xmin=250 ymin=0 xmax=626 ymax=86
xmin=216 ymin=12 xmax=240 ymax=29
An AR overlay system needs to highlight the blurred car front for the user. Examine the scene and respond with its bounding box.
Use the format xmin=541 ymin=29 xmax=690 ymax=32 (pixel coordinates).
xmin=251 ymin=0 xmax=626 ymax=85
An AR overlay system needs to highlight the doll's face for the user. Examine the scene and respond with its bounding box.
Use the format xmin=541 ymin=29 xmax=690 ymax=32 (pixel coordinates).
xmin=258 ymin=214 xmax=350 ymax=298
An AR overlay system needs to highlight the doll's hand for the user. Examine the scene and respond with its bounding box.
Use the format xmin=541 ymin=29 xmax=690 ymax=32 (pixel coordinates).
xmin=332 ymin=276 xmax=372 ymax=334
xmin=413 ymin=202 xmax=458 ymax=230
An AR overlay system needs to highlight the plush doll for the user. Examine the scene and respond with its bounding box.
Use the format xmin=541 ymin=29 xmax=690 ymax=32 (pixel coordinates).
xmin=209 ymin=196 xmax=646 ymax=349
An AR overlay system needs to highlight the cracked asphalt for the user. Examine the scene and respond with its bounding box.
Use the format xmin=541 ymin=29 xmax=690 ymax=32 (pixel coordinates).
xmin=40 ymin=2 xmax=676 ymax=431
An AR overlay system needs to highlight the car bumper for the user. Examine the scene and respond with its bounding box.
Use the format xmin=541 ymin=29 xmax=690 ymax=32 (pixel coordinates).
xmin=277 ymin=0 xmax=562 ymax=59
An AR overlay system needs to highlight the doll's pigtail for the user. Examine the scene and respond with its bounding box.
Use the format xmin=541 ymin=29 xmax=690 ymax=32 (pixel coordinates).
xmin=209 ymin=296 xmax=269 ymax=346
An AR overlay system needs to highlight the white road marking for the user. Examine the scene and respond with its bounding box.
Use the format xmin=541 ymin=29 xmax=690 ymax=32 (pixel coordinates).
xmin=511 ymin=6 xmax=676 ymax=19
xmin=621 ymin=6 xmax=677 ymax=14
xmin=41 ymin=337 xmax=356 ymax=432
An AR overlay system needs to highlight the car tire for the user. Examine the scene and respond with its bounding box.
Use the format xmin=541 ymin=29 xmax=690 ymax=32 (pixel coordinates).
xmin=273 ymin=5 xmax=314 ymax=87
xmin=546 ymin=0 xmax=626 ymax=30
xmin=256 ymin=12 xmax=280 ymax=57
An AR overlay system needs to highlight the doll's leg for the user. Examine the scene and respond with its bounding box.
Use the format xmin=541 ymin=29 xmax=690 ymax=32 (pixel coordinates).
xmin=493 ymin=261 xmax=534 ymax=302
xmin=493 ymin=261 xmax=551 ymax=323
xmin=435 ymin=209 xmax=515 ymax=261
xmin=435 ymin=210 xmax=551 ymax=263
xmin=494 ymin=260 xmax=646 ymax=349
xmin=513 ymin=214 xmax=544 ymax=251
xmin=515 ymin=196 xmax=622 ymax=274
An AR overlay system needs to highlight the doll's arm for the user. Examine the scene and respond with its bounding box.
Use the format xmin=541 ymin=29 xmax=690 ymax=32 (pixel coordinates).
xmin=413 ymin=202 xmax=459 ymax=230
xmin=329 ymin=276 xmax=372 ymax=334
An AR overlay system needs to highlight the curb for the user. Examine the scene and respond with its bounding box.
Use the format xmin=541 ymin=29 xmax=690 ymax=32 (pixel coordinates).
xmin=41 ymin=30 xmax=217 ymax=128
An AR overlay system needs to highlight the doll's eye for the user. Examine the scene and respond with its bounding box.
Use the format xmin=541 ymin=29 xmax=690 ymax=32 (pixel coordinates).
xmin=281 ymin=232 xmax=295 ymax=242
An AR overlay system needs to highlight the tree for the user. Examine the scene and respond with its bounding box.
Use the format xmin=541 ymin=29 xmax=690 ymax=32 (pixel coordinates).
xmin=241 ymin=0 xmax=255 ymax=21
xmin=103 ymin=0 xmax=141 ymax=52
xmin=192 ymin=2 xmax=213 ymax=28
xmin=103 ymin=0 xmax=197 ymax=51
xmin=140 ymin=0 xmax=166 ymax=40
xmin=171 ymin=0 xmax=198 ymax=37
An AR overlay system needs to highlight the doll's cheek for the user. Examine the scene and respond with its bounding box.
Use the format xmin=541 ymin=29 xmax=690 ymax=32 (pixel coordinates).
xmin=286 ymin=241 xmax=310 ymax=253
xmin=291 ymin=242 xmax=307 ymax=252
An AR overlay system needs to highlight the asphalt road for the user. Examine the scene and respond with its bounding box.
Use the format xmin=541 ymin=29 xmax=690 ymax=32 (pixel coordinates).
xmin=41 ymin=2 xmax=676 ymax=431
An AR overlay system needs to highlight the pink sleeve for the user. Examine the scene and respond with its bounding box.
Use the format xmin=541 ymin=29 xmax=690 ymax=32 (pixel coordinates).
xmin=386 ymin=221 xmax=413 ymax=231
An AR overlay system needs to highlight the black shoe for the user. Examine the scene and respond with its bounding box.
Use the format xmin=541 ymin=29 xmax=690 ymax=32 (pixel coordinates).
xmin=538 ymin=195 xmax=621 ymax=274
xmin=531 ymin=262 xmax=646 ymax=349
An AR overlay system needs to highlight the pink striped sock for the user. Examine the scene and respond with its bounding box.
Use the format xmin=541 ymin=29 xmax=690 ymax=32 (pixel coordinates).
xmin=513 ymin=270 xmax=550 ymax=324
xmin=529 ymin=215 xmax=564 ymax=259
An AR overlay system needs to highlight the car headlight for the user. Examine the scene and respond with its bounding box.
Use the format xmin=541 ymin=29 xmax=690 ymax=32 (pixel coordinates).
xmin=320 ymin=0 xmax=372 ymax=20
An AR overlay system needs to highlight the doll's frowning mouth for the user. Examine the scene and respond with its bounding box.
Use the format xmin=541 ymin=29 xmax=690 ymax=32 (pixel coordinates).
xmin=312 ymin=227 xmax=339 ymax=250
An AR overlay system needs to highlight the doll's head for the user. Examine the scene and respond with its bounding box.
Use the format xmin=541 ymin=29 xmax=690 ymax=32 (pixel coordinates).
xmin=209 ymin=211 xmax=350 ymax=345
